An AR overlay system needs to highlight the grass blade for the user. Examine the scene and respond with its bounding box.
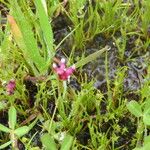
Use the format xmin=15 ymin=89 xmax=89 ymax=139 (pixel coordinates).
xmin=35 ymin=0 xmax=54 ymax=61
xmin=0 ymin=141 xmax=12 ymax=149
xmin=0 ymin=124 xmax=10 ymax=133
xmin=8 ymin=106 xmax=16 ymax=130
xmin=10 ymin=0 xmax=46 ymax=73
xmin=75 ymin=46 xmax=108 ymax=68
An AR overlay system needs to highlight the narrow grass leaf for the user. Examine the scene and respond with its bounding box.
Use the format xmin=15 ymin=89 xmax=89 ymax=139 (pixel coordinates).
xmin=8 ymin=106 xmax=16 ymax=130
xmin=41 ymin=133 xmax=57 ymax=150
xmin=60 ymin=134 xmax=73 ymax=150
xmin=0 ymin=141 xmax=12 ymax=149
xmin=28 ymin=116 xmax=39 ymax=131
xmin=14 ymin=126 xmax=29 ymax=137
xmin=35 ymin=0 xmax=54 ymax=60
xmin=75 ymin=46 xmax=108 ymax=68
xmin=127 ymin=100 xmax=142 ymax=117
xmin=0 ymin=124 xmax=10 ymax=133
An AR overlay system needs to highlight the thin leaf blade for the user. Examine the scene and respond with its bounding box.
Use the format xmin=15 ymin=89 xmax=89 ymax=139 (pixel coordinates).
xmin=8 ymin=106 xmax=16 ymax=130
xmin=0 ymin=124 xmax=10 ymax=133
xmin=35 ymin=0 xmax=54 ymax=60
xmin=0 ymin=141 xmax=12 ymax=149
xmin=10 ymin=0 xmax=46 ymax=73
xmin=75 ymin=46 xmax=108 ymax=68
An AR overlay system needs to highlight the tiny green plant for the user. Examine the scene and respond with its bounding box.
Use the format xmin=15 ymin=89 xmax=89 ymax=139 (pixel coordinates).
xmin=113 ymin=27 xmax=127 ymax=61
xmin=127 ymin=99 xmax=150 ymax=149
xmin=66 ymin=0 xmax=87 ymax=49
xmin=41 ymin=132 xmax=74 ymax=150
xmin=140 ymin=0 xmax=150 ymax=37
xmin=0 ymin=106 xmax=29 ymax=149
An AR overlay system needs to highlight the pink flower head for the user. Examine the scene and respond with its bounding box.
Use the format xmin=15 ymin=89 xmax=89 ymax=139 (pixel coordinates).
xmin=6 ymin=79 xmax=16 ymax=95
xmin=53 ymin=58 xmax=75 ymax=81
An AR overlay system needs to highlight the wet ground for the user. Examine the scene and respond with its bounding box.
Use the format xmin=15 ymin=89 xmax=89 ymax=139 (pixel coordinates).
xmin=0 ymin=1 xmax=150 ymax=149
xmin=52 ymin=12 xmax=150 ymax=149
xmin=53 ymin=14 xmax=149 ymax=93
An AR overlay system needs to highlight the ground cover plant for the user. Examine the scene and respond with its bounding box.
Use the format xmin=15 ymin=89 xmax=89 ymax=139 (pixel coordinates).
xmin=0 ymin=0 xmax=150 ymax=149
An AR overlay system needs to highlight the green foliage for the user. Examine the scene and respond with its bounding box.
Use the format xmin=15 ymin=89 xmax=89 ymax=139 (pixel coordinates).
xmin=7 ymin=0 xmax=55 ymax=76
xmin=41 ymin=132 xmax=73 ymax=150
xmin=0 ymin=106 xmax=34 ymax=149
xmin=0 ymin=141 xmax=12 ymax=150
xmin=41 ymin=133 xmax=57 ymax=150
xmin=75 ymin=46 xmax=108 ymax=68
xmin=113 ymin=28 xmax=127 ymax=61
xmin=127 ymin=100 xmax=142 ymax=117
xmin=8 ymin=105 xmax=16 ymax=130
xmin=10 ymin=0 xmax=46 ymax=75
xmin=0 ymin=124 xmax=10 ymax=133
xmin=34 ymin=0 xmax=54 ymax=60
xmin=140 ymin=0 xmax=150 ymax=36
xmin=60 ymin=134 xmax=73 ymax=150
xmin=66 ymin=0 xmax=87 ymax=49
xmin=0 ymin=0 xmax=150 ymax=149
xmin=127 ymin=99 xmax=150 ymax=126
xmin=134 ymin=136 xmax=150 ymax=150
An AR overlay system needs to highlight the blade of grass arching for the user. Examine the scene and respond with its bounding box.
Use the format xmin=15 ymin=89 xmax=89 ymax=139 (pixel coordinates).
xmin=0 ymin=141 xmax=12 ymax=149
xmin=10 ymin=0 xmax=46 ymax=73
xmin=75 ymin=46 xmax=109 ymax=68
xmin=35 ymin=0 xmax=54 ymax=61
xmin=55 ymin=23 xmax=80 ymax=50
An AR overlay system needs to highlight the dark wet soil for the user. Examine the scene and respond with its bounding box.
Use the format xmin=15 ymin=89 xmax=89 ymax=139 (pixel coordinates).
xmin=24 ymin=80 xmax=38 ymax=107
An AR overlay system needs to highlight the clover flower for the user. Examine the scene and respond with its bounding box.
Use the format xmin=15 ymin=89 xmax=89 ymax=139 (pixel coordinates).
xmin=6 ymin=79 xmax=16 ymax=95
xmin=53 ymin=58 xmax=75 ymax=81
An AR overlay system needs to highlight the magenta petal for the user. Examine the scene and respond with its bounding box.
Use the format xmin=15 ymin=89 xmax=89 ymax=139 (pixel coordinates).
xmin=59 ymin=63 xmax=66 ymax=70
xmin=58 ymin=66 xmax=75 ymax=80
xmin=6 ymin=80 xmax=16 ymax=95
xmin=53 ymin=58 xmax=75 ymax=81
xmin=65 ymin=67 xmax=75 ymax=76
xmin=55 ymin=68 xmax=65 ymax=75
xmin=59 ymin=74 xmax=68 ymax=80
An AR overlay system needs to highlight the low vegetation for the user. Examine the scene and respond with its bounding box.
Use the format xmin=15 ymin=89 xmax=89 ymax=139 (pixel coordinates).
xmin=0 ymin=0 xmax=150 ymax=149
